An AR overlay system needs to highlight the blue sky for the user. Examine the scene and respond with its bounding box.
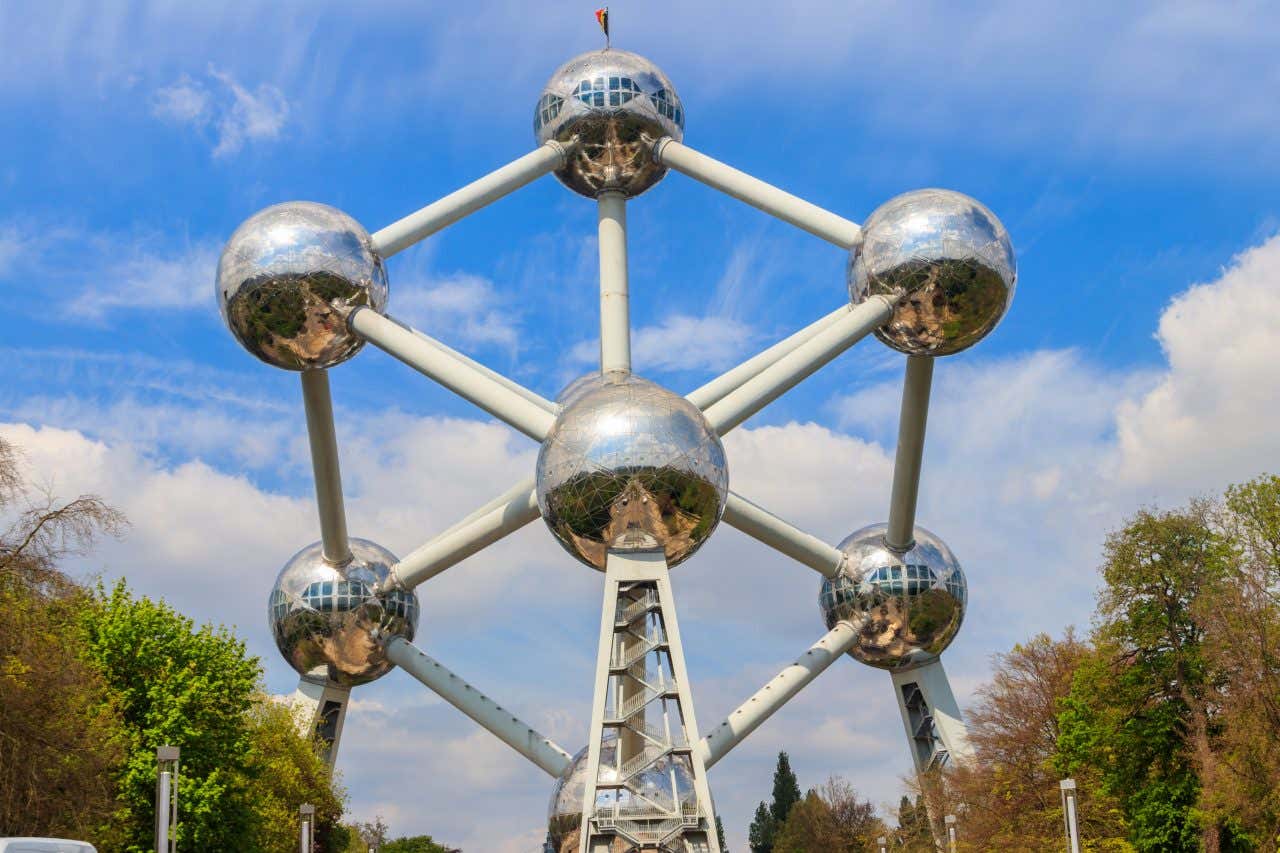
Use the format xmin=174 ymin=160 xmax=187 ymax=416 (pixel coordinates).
xmin=3 ymin=3 xmax=1280 ymax=850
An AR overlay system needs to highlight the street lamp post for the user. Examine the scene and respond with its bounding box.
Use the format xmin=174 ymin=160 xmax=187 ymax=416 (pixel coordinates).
xmin=155 ymin=746 xmax=179 ymax=853
xmin=1061 ymin=778 xmax=1081 ymax=853
xmin=944 ymin=814 xmax=958 ymax=853
xmin=299 ymin=803 xmax=315 ymax=853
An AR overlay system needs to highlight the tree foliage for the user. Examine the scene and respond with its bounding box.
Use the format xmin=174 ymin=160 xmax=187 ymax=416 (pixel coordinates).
xmin=749 ymin=752 xmax=803 ymax=852
xmin=772 ymin=778 xmax=884 ymax=853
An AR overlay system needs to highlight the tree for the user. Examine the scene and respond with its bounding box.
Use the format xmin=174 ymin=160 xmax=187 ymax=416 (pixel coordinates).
xmin=772 ymin=779 xmax=883 ymax=852
xmin=382 ymin=836 xmax=459 ymax=853
xmin=716 ymin=813 xmax=730 ymax=852
xmin=771 ymin=752 xmax=803 ymax=828
xmin=749 ymin=801 xmax=776 ymax=853
xmin=1057 ymin=503 xmax=1236 ymax=851
xmin=0 ymin=435 xmax=127 ymax=840
xmin=749 ymin=752 xmax=802 ymax=853
xmin=938 ymin=631 xmax=1128 ymax=848
xmin=893 ymin=796 xmax=931 ymax=851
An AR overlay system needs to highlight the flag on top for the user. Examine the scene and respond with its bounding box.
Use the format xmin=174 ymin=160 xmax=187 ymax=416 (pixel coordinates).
xmin=595 ymin=7 xmax=610 ymax=47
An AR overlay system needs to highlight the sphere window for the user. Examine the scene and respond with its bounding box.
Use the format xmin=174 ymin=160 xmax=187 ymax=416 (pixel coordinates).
xmin=534 ymin=93 xmax=564 ymax=133
xmin=650 ymin=88 xmax=684 ymax=129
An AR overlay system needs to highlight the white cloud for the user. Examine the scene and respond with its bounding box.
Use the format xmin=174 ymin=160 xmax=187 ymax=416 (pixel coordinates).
xmin=394 ymin=272 xmax=521 ymax=354
xmin=570 ymin=314 xmax=759 ymax=374
xmin=0 ymin=223 xmax=21 ymax=277
xmin=150 ymin=65 xmax=288 ymax=158
xmin=65 ymin=239 xmax=219 ymax=320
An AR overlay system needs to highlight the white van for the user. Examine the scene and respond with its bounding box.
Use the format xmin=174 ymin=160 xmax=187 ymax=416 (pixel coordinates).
xmin=0 ymin=840 xmax=96 ymax=853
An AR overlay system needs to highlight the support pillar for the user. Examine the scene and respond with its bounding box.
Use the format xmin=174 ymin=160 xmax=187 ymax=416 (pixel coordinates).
xmin=290 ymin=674 xmax=352 ymax=768
xmin=579 ymin=549 xmax=720 ymax=853
xmin=889 ymin=658 xmax=973 ymax=774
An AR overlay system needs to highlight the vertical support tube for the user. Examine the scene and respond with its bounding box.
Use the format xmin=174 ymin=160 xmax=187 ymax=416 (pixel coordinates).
xmin=597 ymin=191 xmax=631 ymax=374
xmin=156 ymin=771 xmax=171 ymax=853
xmin=885 ymin=356 xmax=934 ymax=552
xmin=300 ymin=803 xmax=315 ymax=853
xmin=301 ymin=369 xmax=352 ymax=565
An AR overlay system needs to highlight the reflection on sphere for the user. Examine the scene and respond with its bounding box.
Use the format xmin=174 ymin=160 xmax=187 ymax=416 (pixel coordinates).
xmin=268 ymin=538 xmax=419 ymax=686
xmin=217 ymin=202 xmax=388 ymax=370
xmin=535 ymin=49 xmax=684 ymax=198
xmin=819 ymin=523 xmax=966 ymax=670
xmin=536 ymin=373 xmax=728 ymax=570
xmin=849 ymin=189 xmax=1015 ymax=356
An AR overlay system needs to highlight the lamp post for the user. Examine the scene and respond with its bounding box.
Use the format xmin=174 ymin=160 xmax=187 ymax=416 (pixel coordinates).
xmin=944 ymin=814 xmax=957 ymax=853
xmin=877 ymin=836 xmax=888 ymax=853
xmin=299 ymin=803 xmax=315 ymax=853
xmin=154 ymin=746 xmax=179 ymax=853
xmin=1061 ymin=778 xmax=1081 ymax=853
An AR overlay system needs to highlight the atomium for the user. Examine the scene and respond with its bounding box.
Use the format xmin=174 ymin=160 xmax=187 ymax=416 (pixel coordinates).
xmin=211 ymin=32 xmax=1021 ymax=853
xmin=535 ymin=48 xmax=684 ymax=199
xmin=217 ymin=201 xmax=388 ymax=370
xmin=536 ymin=372 xmax=728 ymax=570
xmin=547 ymin=737 xmax=697 ymax=853
xmin=850 ymin=189 xmax=1015 ymax=356
xmin=268 ymin=538 xmax=420 ymax=686
xmin=819 ymin=523 xmax=967 ymax=670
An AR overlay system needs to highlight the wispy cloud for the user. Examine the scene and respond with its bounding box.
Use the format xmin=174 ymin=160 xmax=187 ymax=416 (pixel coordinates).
xmin=394 ymin=271 xmax=521 ymax=355
xmin=65 ymin=239 xmax=219 ymax=320
xmin=151 ymin=65 xmax=289 ymax=158
xmin=569 ymin=313 xmax=757 ymax=374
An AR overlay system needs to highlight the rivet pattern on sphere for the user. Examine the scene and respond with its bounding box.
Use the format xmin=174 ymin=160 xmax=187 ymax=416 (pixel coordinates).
xmin=217 ymin=201 xmax=388 ymax=370
xmin=536 ymin=373 xmax=728 ymax=570
xmin=547 ymin=738 xmax=698 ymax=853
xmin=818 ymin=523 xmax=967 ymax=670
xmin=268 ymin=538 xmax=419 ymax=686
xmin=535 ymin=49 xmax=684 ymax=199
xmin=849 ymin=189 xmax=1016 ymax=356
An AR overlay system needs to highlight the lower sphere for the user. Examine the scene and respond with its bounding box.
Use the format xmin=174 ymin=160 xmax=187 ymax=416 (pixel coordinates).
xmin=267 ymin=538 xmax=419 ymax=686
xmin=547 ymin=737 xmax=696 ymax=853
xmin=818 ymin=523 xmax=966 ymax=670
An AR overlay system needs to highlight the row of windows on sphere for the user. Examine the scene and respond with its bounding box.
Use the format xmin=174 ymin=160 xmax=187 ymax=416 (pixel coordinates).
xmin=270 ymin=580 xmax=419 ymax=621
xmin=532 ymin=80 xmax=686 ymax=133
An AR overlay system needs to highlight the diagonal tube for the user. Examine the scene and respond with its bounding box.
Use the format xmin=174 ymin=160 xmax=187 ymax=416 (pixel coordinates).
xmin=385 ymin=636 xmax=573 ymax=778
xmin=703 ymin=295 xmax=897 ymax=436
xmin=699 ymin=621 xmax=859 ymax=769
xmin=349 ymin=308 xmax=556 ymax=441
xmin=721 ymin=492 xmax=845 ymax=578
xmin=884 ymin=356 xmax=934 ymax=552
xmin=686 ymin=305 xmax=852 ymax=410
xmin=653 ymin=137 xmax=863 ymax=249
xmin=370 ymin=141 xmax=573 ymax=258
xmin=387 ymin=484 xmax=540 ymax=590
xmin=300 ymin=369 xmax=352 ymax=565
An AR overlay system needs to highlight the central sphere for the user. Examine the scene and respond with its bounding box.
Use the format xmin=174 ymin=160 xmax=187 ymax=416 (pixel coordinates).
xmin=534 ymin=49 xmax=685 ymax=198
xmin=818 ymin=523 xmax=966 ymax=670
xmin=268 ymin=538 xmax=420 ymax=686
xmin=547 ymin=738 xmax=697 ymax=853
xmin=536 ymin=373 xmax=728 ymax=570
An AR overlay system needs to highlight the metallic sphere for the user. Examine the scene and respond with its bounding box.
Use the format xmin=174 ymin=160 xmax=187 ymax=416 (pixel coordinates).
xmin=537 ymin=373 xmax=728 ymax=570
xmin=547 ymin=737 xmax=698 ymax=853
xmin=849 ymin=189 xmax=1016 ymax=356
xmin=819 ymin=523 xmax=966 ymax=670
xmin=217 ymin=202 xmax=388 ymax=370
xmin=535 ymin=49 xmax=685 ymax=198
xmin=268 ymin=538 xmax=419 ymax=686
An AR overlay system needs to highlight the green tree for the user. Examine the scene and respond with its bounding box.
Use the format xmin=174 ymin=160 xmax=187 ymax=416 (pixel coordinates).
xmin=770 ymin=752 xmax=802 ymax=828
xmin=749 ymin=801 xmax=776 ymax=853
xmin=894 ymin=796 xmax=931 ymax=851
xmin=1057 ymin=504 xmax=1237 ymax=852
xmin=773 ymin=778 xmax=883 ymax=852
xmin=715 ymin=813 xmax=730 ymax=852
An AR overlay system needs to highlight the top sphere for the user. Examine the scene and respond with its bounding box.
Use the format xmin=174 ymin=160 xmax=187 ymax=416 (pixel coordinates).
xmin=267 ymin=538 xmax=420 ymax=686
xmin=818 ymin=523 xmax=966 ymax=670
xmin=217 ymin=202 xmax=388 ymax=370
xmin=534 ymin=49 xmax=685 ymax=199
xmin=849 ymin=189 xmax=1015 ymax=356
xmin=536 ymin=373 xmax=727 ymax=570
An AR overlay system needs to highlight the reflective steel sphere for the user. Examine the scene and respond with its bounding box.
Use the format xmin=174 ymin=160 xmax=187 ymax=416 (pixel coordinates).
xmin=537 ymin=373 xmax=728 ymax=570
xmin=217 ymin=202 xmax=388 ymax=370
xmin=268 ymin=538 xmax=419 ymax=686
xmin=819 ymin=523 xmax=966 ymax=670
xmin=535 ymin=49 xmax=684 ymax=198
xmin=547 ymin=738 xmax=697 ymax=853
xmin=849 ymin=189 xmax=1015 ymax=356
